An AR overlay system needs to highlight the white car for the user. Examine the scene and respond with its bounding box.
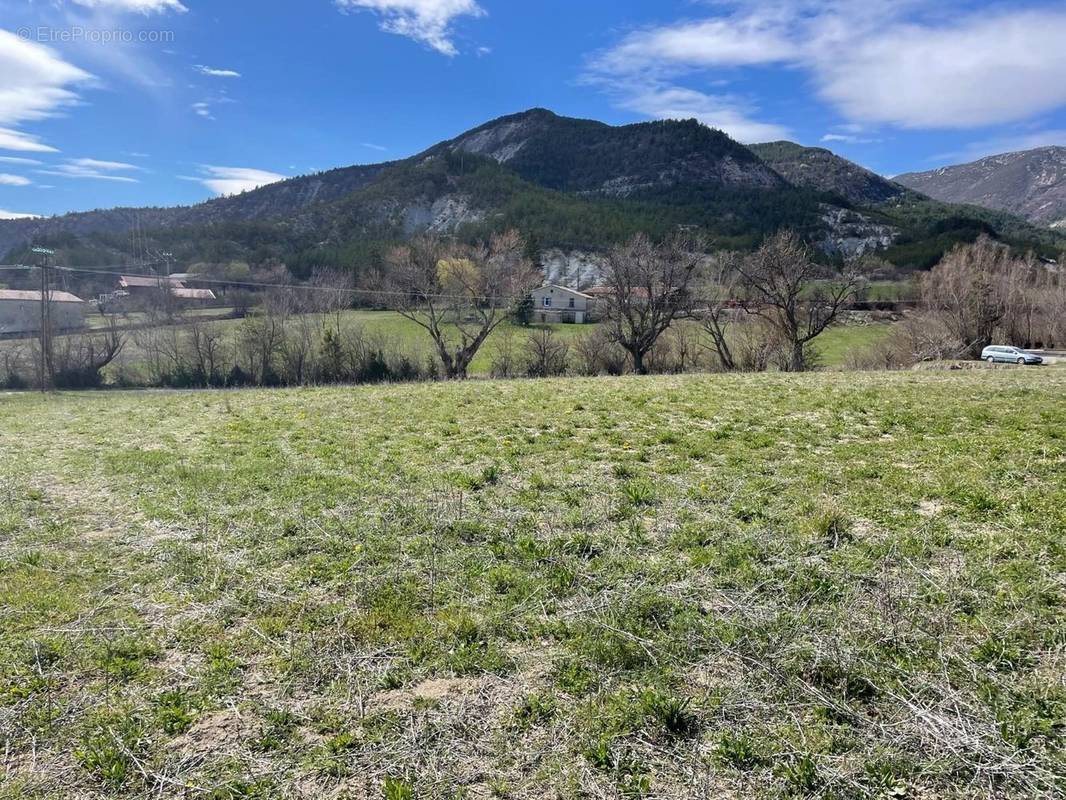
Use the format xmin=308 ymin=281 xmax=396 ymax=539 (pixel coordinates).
xmin=981 ymin=346 xmax=1043 ymax=365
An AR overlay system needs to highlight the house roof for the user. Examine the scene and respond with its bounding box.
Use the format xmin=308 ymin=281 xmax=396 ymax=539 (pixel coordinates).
xmin=119 ymin=275 xmax=186 ymax=289
xmin=0 ymin=289 xmax=84 ymax=303
xmin=534 ymin=283 xmax=594 ymax=300
xmin=171 ymin=288 xmax=216 ymax=300
xmin=585 ymin=285 xmax=651 ymax=299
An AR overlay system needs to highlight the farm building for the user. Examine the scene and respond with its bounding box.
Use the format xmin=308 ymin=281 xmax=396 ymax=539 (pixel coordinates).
xmin=529 ymin=284 xmax=594 ymax=324
xmin=106 ymin=277 xmax=217 ymax=310
xmin=171 ymin=288 xmax=217 ymax=303
xmin=118 ymin=275 xmax=186 ymax=295
xmin=0 ymin=290 xmax=86 ymax=336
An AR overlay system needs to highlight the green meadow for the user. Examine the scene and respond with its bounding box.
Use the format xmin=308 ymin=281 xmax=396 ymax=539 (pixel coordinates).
xmin=1 ymin=371 xmax=1063 ymax=798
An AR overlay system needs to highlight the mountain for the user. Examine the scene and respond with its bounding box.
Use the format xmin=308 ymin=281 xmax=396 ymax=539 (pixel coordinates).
xmin=2 ymin=109 xmax=1063 ymax=281
xmin=896 ymin=147 xmax=1066 ymax=229
xmin=748 ymin=141 xmax=909 ymax=206
xmin=0 ymin=162 xmax=388 ymax=260
xmin=437 ymin=108 xmax=785 ymax=196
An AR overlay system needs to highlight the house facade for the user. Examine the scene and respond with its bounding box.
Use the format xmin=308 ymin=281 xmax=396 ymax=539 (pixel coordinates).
xmin=0 ymin=290 xmax=86 ymax=336
xmin=529 ymin=284 xmax=594 ymax=324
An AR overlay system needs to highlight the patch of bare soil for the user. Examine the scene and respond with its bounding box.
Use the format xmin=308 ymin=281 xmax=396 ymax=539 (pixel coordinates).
xmin=371 ymin=677 xmax=483 ymax=713
xmin=167 ymin=706 xmax=252 ymax=759
xmin=918 ymin=499 xmax=943 ymax=518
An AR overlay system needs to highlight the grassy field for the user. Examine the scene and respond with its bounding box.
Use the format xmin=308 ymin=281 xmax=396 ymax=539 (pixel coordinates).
xmin=1 ymin=372 xmax=1064 ymax=799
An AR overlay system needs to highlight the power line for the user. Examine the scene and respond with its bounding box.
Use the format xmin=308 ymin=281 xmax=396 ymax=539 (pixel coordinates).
xmin=49 ymin=264 xmax=527 ymax=303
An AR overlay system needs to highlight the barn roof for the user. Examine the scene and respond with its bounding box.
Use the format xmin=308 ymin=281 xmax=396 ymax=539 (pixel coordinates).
xmin=0 ymin=289 xmax=84 ymax=303
xmin=171 ymin=288 xmax=216 ymax=300
xmin=119 ymin=275 xmax=186 ymax=289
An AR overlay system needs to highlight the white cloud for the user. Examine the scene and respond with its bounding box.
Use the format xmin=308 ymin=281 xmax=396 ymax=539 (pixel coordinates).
xmin=336 ymin=0 xmax=485 ymax=56
xmin=0 ymin=30 xmax=92 ymax=147
xmin=69 ymin=158 xmax=139 ymax=171
xmin=0 ymin=209 xmax=39 ymax=219
xmin=0 ymin=128 xmax=59 ymax=153
xmin=197 ymin=166 xmax=288 ymax=195
xmin=195 ymin=65 xmax=242 ymax=78
xmin=821 ymin=133 xmax=882 ymax=145
xmin=0 ymin=29 xmax=94 ymax=154
xmin=361 ymin=142 xmax=388 ymax=151
xmin=819 ymin=10 xmax=1066 ymax=128
xmin=620 ymin=85 xmax=791 ymax=143
xmin=0 ymin=173 xmax=32 ymax=186
xmin=0 ymin=156 xmax=43 ymax=165
xmin=588 ymin=2 xmax=1066 ymax=134
xmin=38 ymin=158 xmax=141 ymax=182
xmin=69 ymin=0 xmax=188 ymax=13
xmin=191 ymin=101 xmax=214 ymax=119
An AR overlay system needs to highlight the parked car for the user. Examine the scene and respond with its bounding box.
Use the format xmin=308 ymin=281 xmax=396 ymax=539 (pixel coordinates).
xmin=981 ymin=346 xmax=1044 ymax=365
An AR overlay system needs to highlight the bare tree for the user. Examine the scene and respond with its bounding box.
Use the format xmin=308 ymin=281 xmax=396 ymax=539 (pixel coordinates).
xmin=572 ymin=328 xmax=628 ymax=376
xmin=737 ymin=230 xmax=862 ymax=372
xmin=696 ymin=252 xmax=742 ymax=370
xmin=524 ymin=329 xmax=569 ymax=377
xmin=306 ymin=267 xmax=355 ymax=328
xmin=922 ymin=236 xmax=1011 ymax=358
xmin=50 ymin=318 xmax=126 ymax=388
xmin=489 ymin=330 xmax=520 ymax=379
xmin=600 ymin=232 xmax=702 ymax=375
xmin=999 ymin=252 xmax=1043 ymax=348
xmin=186 ymin=320 xmax=226 ymax=385
xmin=384 ymin=231 xmax=539 ymax=380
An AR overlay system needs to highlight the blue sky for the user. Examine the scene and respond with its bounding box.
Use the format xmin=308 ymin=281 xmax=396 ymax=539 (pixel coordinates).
xmin=2 ymin=0 xmax=1066 ymax=219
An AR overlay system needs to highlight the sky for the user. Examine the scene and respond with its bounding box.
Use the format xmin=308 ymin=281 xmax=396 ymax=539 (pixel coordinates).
xmin=2 ymin=0 xmax=1066 ymax=220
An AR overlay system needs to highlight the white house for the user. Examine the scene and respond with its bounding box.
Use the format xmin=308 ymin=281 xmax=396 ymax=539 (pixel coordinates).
xmin=529 ymin=284 xmax=594 ymax=324
xmin=0 ymin=290 xmax=86 ymax=336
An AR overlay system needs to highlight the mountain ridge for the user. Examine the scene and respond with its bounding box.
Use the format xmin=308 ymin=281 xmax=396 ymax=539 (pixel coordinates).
xmin=896 ymin=146 xmax=1066 ymax=228
xmin=1 ymin=109 xmax=1063 ymax=277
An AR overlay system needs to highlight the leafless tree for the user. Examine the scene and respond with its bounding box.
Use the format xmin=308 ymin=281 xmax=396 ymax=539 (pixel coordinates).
xmin=737 ymin=230 xmax=862 ymax=372
xmin=280 ymin=313 xmax=319 ymax=384
xmin=600 ymin=232 xmax=702 ymax=375
xmin=524 ymin=329 xmax=569 ymax=377
xmin=384 ymin=230 xmax=539 ymax=380
xmin=998 ymin=253 xmax=1045 ymax=348
xmin=50 ymin=318 xmax=126 ymax=388
xmin=921 ymin=236 xmax=1011 ymax=358
xmin=186 ymin=320 xmax=227 ymax=384
xmin=572 ymin=328 xmax=627 ymax=376
xmin=696 ymin=252 xmax=742 ymax=371
xmin=489 ymin=330 xmax=520 ymax=379
xmin=306 ymin=267 xmax=355 ymax=327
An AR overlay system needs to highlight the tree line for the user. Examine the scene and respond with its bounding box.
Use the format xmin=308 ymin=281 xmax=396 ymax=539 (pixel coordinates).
xmin=4 ymin=229 xmax=1063 ymax=391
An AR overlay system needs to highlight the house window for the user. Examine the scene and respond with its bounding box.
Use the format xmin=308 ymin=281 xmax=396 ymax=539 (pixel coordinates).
xmin=543 ymin=297 xmax=552 ymax=308
xmin=568 ymin=297 xmax=575 ymax=308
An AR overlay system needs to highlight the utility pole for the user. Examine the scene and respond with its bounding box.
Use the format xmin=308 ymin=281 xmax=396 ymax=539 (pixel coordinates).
xmin=32 ymin=246 xmax=56 ymax=392
xmin=161 ymin=251 xmax=174 ymax=277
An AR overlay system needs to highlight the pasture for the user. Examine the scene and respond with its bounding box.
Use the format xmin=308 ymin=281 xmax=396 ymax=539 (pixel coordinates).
xmin=1 ymin=371 xmax=1063 ymax=798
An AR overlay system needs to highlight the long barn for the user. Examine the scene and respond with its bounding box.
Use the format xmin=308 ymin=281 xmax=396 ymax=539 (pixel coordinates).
xmin=0 ymin=290 xmax=86 ymax=336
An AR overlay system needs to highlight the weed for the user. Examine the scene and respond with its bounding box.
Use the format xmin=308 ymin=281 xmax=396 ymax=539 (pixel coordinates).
xmin=716 ymin=730 xmax=766 ymax=770
xmin=621 ymin=480 xmax=657 ymax=507
xmin=513 ymin=691 xmax=556 ymax=730
xmin=153 ymin=689 xmax=197 ymax=735
xmin=383 ymin=775 xmax=414 ymax=800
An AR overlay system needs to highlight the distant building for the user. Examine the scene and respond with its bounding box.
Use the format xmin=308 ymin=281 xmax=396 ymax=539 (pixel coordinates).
xmin=529 ymin=284 xmax=594 ymax=324
xmin=111 ymin=276 xmax=216 ymax=308
xmin=118 ymin=275 xmax=186 ymax=295
xmin=171 ymin=288 xmax=217 ymax=303
xmin=0 ymin=290 xmax=86 ymax=336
